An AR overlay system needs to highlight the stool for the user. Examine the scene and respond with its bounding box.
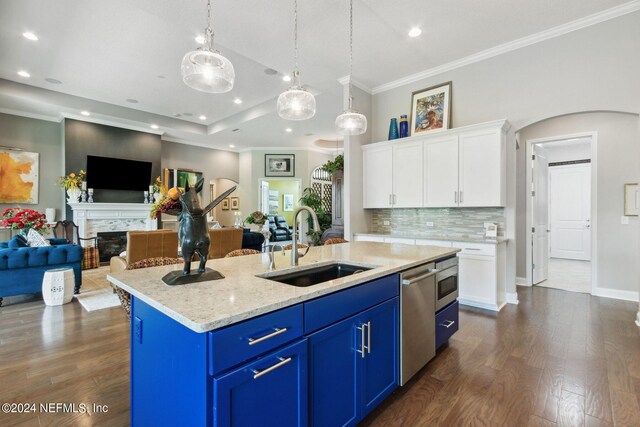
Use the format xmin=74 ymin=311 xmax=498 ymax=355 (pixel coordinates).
xmin=42 ymin=268 xmax=75 ymax=306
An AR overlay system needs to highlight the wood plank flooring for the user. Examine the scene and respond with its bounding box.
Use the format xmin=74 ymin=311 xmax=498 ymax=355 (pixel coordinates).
xmin=0 ymin=272 xmax=638 ymax=426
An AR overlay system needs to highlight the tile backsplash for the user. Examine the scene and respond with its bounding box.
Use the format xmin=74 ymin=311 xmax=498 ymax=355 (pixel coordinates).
xmin=370 ymin=208 xmax=505 ymax=238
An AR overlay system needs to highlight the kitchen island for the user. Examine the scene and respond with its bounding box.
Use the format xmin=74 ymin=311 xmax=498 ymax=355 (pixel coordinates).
xmin=108 ymin=242 xmax=459 ymax=427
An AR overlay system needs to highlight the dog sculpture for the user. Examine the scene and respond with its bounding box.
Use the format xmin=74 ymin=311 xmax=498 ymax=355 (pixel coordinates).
xmin=177 ymin=178 xmax=236 ymax=276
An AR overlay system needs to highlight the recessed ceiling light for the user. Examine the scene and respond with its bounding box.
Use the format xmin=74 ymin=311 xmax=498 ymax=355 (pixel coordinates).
xmin=282 ymin=75 xmax=292 ymax=82
xmin=199 ymin=115 xmax=207 ymax=120
xmin=45 ymin=78 xmax=62 ymax=84
xmin=150 ymin=124 xmax=159 ymax=129
xmin=80 ymin=111 xmax=90 ymax=116
xmin=23 ymin=32 xmax=38 ymax=41
xmin=233 ymin=98 xmax=242 ymax=105
xmin=17 ymin=70 xmax=30 ymax=78
xmin=408 ymin=27 xmax=422 ymax=38
xmin=126 ymin=98 xmax=139 ymax=103
xmin=285 ymin=128 xmax=292 ymax=133
xmin=195 ymin=35 xmax=206 ymax=44
xmin=229 ymin=144 xmax=235 ymax=148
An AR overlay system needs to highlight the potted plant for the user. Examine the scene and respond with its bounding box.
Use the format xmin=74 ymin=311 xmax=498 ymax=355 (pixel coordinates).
xmin=58 ymin=170 xmax=86 ymax=203
xmin=321 ymin=154 xmax=344 ymax=175
xmin=299 ymin=188 xmax=332 ymax=245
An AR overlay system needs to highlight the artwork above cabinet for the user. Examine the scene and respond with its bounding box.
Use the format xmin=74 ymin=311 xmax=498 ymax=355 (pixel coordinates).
xmin=362 ymin=119 xmax=509 ymax=209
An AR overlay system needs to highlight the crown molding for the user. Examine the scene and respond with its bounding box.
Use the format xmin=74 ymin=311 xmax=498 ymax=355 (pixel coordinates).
xmin=238 ymin=146 xmax=335 ymax=154
xmin=337 ymin=75 xmax=373 ymax=94
xmin=371 ymin=0 xmax=640 ymax=95
xmin=0 ymin=107 xmax=61 ymax=123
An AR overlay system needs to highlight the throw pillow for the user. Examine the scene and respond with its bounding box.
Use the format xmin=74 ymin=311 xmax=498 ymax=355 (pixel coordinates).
xmin=26 ymin=229 xmax=50 ymax=247
xmin=8 ymin=235 xmax=28 ymax=248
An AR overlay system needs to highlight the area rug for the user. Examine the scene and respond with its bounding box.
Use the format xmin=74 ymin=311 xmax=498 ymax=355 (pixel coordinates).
xmin=75 ymin=290 xmax=120 ymax=312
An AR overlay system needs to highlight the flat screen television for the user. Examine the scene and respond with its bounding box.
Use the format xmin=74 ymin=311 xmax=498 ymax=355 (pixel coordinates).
xmin=86 ymin=155 xmax=152 ymax=191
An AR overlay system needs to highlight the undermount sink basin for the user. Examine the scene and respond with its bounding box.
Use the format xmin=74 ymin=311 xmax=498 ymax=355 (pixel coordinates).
xmin=258 ymin=262 xmax=375 ymax=287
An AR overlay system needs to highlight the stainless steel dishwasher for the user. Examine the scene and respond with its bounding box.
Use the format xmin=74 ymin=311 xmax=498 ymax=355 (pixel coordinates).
xmin=399 ymin=262 xmax=438 ymax=385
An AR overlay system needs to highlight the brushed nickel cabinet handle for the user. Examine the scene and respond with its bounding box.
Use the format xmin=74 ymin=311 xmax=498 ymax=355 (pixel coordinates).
xmin=367 ymin=321 xmax=371 ymax=354
xmin=248 ymin=327 xmax=287 ymax=346
xmin=252 ymin=356 xmax=292 ymax=379
xmin=356 ymin=323 xmax=367 ymax=358
xmin=440 ymin=320 xmax=455 ymax=329
xmin=460 ymin=191 xmax=463 ymax=203
xmin=454 ymin=191 xmax=458 ymax=204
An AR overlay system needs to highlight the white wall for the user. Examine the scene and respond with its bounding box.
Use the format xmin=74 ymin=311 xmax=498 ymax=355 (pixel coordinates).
xmin=518 ymin=112 xmax=639 ymax=294
xmin=545 ymin=143 xmax=591 ymax=163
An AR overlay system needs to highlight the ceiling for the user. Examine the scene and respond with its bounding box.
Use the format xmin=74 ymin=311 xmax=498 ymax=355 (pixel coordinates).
xmin=0 ymin=0 xmax=632 ymax=151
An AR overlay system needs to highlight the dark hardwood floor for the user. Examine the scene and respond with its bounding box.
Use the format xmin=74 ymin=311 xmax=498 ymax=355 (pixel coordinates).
xmin=0 ymin=277 xmax=639 ymax=426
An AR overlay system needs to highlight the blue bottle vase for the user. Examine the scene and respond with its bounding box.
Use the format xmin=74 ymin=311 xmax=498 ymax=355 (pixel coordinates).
xmin=388 ymin=118 xmax=399 ymax=140
xmin=399 ymin=115 xmax=408 ymax=138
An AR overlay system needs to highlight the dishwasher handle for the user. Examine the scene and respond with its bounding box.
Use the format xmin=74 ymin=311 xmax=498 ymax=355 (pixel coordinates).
xmin=402 ymin=269 xmax=439 ymax=286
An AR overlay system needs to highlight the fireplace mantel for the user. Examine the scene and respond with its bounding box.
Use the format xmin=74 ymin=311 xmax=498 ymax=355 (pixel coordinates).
xmin=68 ymin=203 xmax=157 ymax=245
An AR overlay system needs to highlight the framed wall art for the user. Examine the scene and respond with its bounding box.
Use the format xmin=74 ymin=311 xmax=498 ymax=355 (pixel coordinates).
xmin=283 ymin=194 xmax=294 ymax=211
xmin=265 ymin=154 xmax=295 ymax=177
xmin=0 ymin=149 xmax=39 ymax=204
xmin=230 ymin=197 xmax=240 ymax=210
xmin=221 ymin=198 xmax=230 ymax=210
xmin=410 ymin=81 xmax=452 ymax=136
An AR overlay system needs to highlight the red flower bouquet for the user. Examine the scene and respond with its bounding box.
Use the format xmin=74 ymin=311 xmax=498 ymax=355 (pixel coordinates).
xmin=1 ymin=208 xmax=50 ymax=235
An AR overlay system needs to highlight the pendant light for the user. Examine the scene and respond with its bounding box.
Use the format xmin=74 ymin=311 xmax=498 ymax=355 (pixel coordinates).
xmin=181 ymin=0 xmax=235 ymax=93
xmin=335 ymin=0 xmax=367 ymax=135
xmin=277 ymin=0 xmax=316 ymax=120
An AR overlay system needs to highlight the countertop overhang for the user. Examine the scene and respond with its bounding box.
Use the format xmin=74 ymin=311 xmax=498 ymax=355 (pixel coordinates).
xmin=107 ymin=242 xmax=459 ymax=333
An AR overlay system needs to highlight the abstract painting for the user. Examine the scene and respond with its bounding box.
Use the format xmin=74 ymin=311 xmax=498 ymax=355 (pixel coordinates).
xmin=410 ymin=82 xmax=452 ymax=136
xmin=0 ymin=149 xmax=39 ymax=204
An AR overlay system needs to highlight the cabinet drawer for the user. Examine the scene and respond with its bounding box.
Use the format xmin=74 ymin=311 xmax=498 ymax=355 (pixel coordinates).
xmin=435 ymin=301 xmax=459 ymax=349
xmin=354 ymin=235 xmax=385 ymax=243
xmin=451 ymin=241 xmax=496 ymax=256
xmin=208 ymin=305 xmax=303 ymax=376
xmin=304 ymin=274 xmax=399 ymax=334
xmin=415 ymin=239 xmax=452 ymax=247
xmin=384 ymin=237 xmax=415 ymax=244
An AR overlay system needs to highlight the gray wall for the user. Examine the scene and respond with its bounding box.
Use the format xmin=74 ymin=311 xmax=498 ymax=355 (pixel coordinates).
xmin=0 ymin=113 xmax=64 ymax=220
xmin=517 ymin=112 xmax=640 ymax=293
xmin=64 ymin=119 xmax=162 ymax=218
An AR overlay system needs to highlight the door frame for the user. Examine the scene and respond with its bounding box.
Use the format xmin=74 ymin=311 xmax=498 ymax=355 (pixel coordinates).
xmin=258 ymin=178 xmax=303 ymax=214
xmin=525 ymin=131 xmax=598 ymax=293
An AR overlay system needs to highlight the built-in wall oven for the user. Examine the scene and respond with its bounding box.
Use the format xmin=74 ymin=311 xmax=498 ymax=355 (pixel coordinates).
xmin=435 ymin=257 xmax=458 ymax=311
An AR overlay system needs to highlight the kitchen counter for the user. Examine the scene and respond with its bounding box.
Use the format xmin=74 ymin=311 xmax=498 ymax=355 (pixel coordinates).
xmin=354 ymin=232 xmax=508 ymax=245
xmin=107 ymin=241 xmax=458 ymax=333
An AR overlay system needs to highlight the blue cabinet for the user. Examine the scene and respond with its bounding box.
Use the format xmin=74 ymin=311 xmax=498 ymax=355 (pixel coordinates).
xmin=308 ymin=298 xmax=399 ymax=426
xmin=213 ymin=339 xmax=308 ymax=427
xmin=435 ymin=300 xmax=459 ymax=349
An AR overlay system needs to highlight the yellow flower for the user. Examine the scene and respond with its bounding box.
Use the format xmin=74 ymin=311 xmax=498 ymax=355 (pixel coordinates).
xmin=69 ymin=173 xmax=75 ymax=178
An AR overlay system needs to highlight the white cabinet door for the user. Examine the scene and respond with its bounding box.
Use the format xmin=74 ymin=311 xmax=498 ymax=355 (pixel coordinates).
xmin=458 ymin=129 xmax=505 ymax=207
xmin=392 ymin=142 xmax=423 ymax=208
xmin=423 ymin=136 xmax=459 ymax=207
xmin=363 ymin=146 xmax=393 ymax=208
xmin=383 ymin=237 xmax=416 ymax=244
xmin=457 ymin=254 xmax=497 ymax=309
xmin=354 ymin=234 xmax=385 ymax=242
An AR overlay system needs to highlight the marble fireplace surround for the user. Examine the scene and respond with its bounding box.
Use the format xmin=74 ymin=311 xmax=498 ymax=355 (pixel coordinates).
xmin=68 ymin=203 xmax=157 ymax=246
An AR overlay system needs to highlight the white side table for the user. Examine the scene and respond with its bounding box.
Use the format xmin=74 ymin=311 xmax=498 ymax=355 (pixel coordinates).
xmin=42 ymin=268 xmax=75 ymax=306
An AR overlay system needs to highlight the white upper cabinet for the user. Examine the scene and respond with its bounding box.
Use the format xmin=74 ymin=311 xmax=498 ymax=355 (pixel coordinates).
xmin=363 ymin=120 xmax=508 ymax=209
xmin=392 ymin=141 xmax=423 ymax=208
xmin=424 ymin=135 xmax=459 ymax=207
xmin=458 ymin=128 xmax=505 ymax=207
xmin=363 ymin=145 xmax=393 ymax=208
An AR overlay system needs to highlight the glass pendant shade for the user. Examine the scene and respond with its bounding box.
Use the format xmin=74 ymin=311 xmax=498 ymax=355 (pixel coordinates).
xmin=277 ymin=71 xmax=316 ymax=120
xmin=335 ymin=109 xmax=367 ymax=135
xmin=181 ymin=48 xmax=234 ymax=93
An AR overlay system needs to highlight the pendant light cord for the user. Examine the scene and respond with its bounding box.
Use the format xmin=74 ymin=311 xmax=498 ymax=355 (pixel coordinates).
xmin=348 ymin=0 xmax=354 ymax=109
xmin=206 ymin=0 xmax=214 ymax=47
xmin=294 ymin=0 xmax=299 ymax=73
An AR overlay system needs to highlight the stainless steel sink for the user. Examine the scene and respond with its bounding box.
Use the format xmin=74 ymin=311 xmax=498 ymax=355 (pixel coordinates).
xmin=258 ymin=261 xmax=375 ymax=287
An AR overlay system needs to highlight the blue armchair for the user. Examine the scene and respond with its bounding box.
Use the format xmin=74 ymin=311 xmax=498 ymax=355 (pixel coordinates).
xmin=0 ymin=236 xmax=83 ymax=306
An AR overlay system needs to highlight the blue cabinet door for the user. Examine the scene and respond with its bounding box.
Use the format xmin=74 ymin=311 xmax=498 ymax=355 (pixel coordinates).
xmin=308 ymin=314 xmax=359 ymax=427
xmin=359 ymin=298 xmax=399 ymax=418
xmin=213 ymin=339 xmax=308 ymax=427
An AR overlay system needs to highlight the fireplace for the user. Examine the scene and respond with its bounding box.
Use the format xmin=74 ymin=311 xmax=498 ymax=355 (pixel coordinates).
xmin=97 ymin=232 xmax=127 ymax=263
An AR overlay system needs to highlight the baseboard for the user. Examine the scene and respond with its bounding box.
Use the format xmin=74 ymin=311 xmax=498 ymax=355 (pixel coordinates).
xmin=458 ymin=298 xmax=504 ymax=312
xmin=592 ymin=286 xmax=639 ymax=302
xmin=506 ymin=292 xmax=519 ymax=305
xmin=516 ymin=276 xmax=529 ymax=287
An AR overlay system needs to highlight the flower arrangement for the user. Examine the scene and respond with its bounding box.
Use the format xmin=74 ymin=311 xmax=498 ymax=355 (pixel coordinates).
xmin=150 ymin=185 xmax=182 ymax=219
xmin=245 ymin=211 xmax=267 ymax=225
xmin=1 ymin=208 xmax=50 ymax=234
xmin=151 ymin=176 xmax=164 ymax=194
xmin=58 ymin=170 xmax=86 ymax=190
xmin=321 ymin=154 xmax=344 ymax=175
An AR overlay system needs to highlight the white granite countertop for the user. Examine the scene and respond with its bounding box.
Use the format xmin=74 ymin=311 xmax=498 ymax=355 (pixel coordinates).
xmin=107 ymin=242 xmax=459 ymax=333
xmin=354 ymin=232 xmax=508 ymax=245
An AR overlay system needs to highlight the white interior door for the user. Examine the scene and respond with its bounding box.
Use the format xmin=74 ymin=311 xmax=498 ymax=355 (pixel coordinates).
xmin=549 ymin=163 xmax=591 ymax=260
xmin=532 ymin=145 xmax=549 ymax=284
xmin=259 ymin=181 xmax=269 ymax=214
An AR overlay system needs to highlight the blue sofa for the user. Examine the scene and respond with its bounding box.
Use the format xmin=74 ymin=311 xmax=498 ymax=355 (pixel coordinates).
xmin=0 ymin=236 xmax=83 ymax=306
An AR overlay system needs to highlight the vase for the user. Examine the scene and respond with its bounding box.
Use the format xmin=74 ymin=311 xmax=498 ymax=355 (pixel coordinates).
xmin=154 ymin=192 xmax=162 ymax=202
xmin=45 ymin=208 xmax=56 ymax=223
xmin=399 ymin=115 xmax=409 ymax=138
xmin=66 ymin=188 xmax=81 ymax=204
xmin=388 ymin=118 xmax=399 ymax=140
